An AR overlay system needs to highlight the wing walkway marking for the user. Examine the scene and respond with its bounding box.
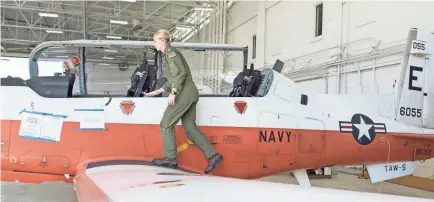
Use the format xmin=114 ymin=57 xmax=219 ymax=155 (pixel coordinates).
xmin=177 ymin=140 xmax=194 ymax=153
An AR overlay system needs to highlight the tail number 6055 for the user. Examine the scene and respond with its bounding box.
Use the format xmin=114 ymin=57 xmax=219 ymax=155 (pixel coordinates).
xmin=400 ymin=107 xmax=421 ymax=118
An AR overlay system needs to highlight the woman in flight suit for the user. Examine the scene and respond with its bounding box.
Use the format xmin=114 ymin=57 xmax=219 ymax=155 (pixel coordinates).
xmin=147 ymin=29 xmax=223 ymax=174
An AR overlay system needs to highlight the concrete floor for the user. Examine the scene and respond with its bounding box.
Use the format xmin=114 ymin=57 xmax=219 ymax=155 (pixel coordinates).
xmin=260 ymin=171 xmax=434 ymax=199
xmin=1 ymin=168 xmax=434 ymax=202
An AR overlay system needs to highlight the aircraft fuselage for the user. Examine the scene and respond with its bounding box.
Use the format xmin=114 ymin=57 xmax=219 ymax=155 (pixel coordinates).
xmin=1 ymin=76 xmax=434 ymax=183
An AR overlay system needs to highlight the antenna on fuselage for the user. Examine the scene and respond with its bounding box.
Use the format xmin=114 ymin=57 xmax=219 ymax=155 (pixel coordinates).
xmin=272 ymin=59 xmax=284 ymax=73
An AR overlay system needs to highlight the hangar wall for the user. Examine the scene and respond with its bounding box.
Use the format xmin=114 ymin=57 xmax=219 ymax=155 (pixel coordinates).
xmin=222 ymin=0 xmax=434 ymax=179
xmin=226 ymin=1 xmax=434 ymax=94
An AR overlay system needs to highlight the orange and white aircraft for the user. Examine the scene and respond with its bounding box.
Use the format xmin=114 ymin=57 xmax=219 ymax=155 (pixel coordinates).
xmin=0 ymin=27 xmax=433 ymax=201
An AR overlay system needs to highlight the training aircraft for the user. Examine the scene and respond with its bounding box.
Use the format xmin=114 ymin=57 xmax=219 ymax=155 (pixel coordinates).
xmin=0 ymin=27 xmax=433 ymax=200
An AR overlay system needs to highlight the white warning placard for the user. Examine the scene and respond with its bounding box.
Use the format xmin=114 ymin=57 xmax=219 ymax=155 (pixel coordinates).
xmin=18 ymin=109 xmax=66 ymax=142
xmin=74 ymin=109 xmax=105 ymax=130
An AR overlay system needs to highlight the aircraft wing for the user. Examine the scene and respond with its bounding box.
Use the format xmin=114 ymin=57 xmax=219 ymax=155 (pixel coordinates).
xmin=73 ymin=161 xmax=432 ymax=202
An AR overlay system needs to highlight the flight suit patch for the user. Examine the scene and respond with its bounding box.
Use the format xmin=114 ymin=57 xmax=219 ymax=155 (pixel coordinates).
xmin=168 ymin=51 xmax=177 ymax=58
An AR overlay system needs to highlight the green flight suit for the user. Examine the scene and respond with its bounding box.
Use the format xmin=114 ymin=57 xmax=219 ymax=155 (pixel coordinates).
xmin=159 ymin=45 xmax=217 ymax=160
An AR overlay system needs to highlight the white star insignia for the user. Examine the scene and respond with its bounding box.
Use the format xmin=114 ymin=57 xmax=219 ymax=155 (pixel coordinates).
xmin=353 ymin=116 xmax=374 ymax=141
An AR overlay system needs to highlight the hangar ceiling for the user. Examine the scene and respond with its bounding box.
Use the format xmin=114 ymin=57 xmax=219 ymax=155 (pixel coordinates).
xmin=0 ymin=0 xmax=220 ymax=63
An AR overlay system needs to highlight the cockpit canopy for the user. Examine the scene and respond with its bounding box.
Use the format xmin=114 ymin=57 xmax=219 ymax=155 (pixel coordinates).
xmin=1 ymin=40 xmax=278 ymax=99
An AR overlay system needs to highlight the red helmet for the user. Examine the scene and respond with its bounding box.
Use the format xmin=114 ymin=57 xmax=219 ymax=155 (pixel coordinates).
xmin=63 ymin=56 xmax=80 ymax=75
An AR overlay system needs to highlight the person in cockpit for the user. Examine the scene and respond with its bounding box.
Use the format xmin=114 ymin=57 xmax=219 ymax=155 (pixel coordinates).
xmin=146 ymin=29 xmax=223 ymax=174
xmin=63 ymin=56 xmax=80 ymax=75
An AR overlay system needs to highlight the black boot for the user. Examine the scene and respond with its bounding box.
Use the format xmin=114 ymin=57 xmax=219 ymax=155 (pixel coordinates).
xmin=152 ymin=157 xmax=177 ymax=168
xmin=204 ymin=153 xmax=223 ymax=174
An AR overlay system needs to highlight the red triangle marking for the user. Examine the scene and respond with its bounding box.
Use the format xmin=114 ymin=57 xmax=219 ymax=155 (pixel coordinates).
xmin=234 ymin=101 xmax=247 ymax=114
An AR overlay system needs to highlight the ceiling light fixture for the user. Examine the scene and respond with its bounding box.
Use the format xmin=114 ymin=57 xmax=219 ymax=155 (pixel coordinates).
xmin=176 ymin=25 xmax=194 ymax=29
xmin=193 ymin=7 xmax=214 ymax=11
xmin=46 ymin=30 xmax=63 ymax=34
xmin=110 ymin=20 xmax=128 ymax=25
xmin=38 ymin=12 xmax=59 ymax=18
xmin=106 ymin=35 xmax=122 ymax=39
xmin=103 ymin=56 xmax=114 ymax=60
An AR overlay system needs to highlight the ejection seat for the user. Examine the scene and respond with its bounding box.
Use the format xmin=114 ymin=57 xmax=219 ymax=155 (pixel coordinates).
xmin=254 ymin=68 xmax=274 ymax=97
xmin=253 ymin=59 xmax=283 ymax=97
xmin=229 ymin=63 xmax=262 ymax=97
xmin=229 ymin=59 xmax=280 ymax=97
xmin=127 ymin=52 xmax=158 ymax=97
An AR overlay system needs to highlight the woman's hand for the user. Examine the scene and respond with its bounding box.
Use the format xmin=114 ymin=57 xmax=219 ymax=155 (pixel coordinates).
xmin=168 ymin=93 xmax=176 ymax=106
xmin=146 ymin=89 xmax=163 ymax=97
xmin=146 ymin=91 xmax=159 ymax=96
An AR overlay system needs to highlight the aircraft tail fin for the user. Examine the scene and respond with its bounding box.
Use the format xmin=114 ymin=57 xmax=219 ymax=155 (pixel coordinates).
xmin=393 ymin=28 xmax=433 ymax=128
xmin=422 ymin=31 xmax=434 ymax=128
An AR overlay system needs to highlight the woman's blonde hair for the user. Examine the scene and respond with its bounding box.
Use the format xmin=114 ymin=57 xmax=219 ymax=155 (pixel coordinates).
xmin=154 ymin=29 xmax=173 ymax=44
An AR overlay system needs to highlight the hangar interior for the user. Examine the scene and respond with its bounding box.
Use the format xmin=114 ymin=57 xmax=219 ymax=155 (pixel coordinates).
xmin=1 ymin=0 xmax=434 ymax=201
